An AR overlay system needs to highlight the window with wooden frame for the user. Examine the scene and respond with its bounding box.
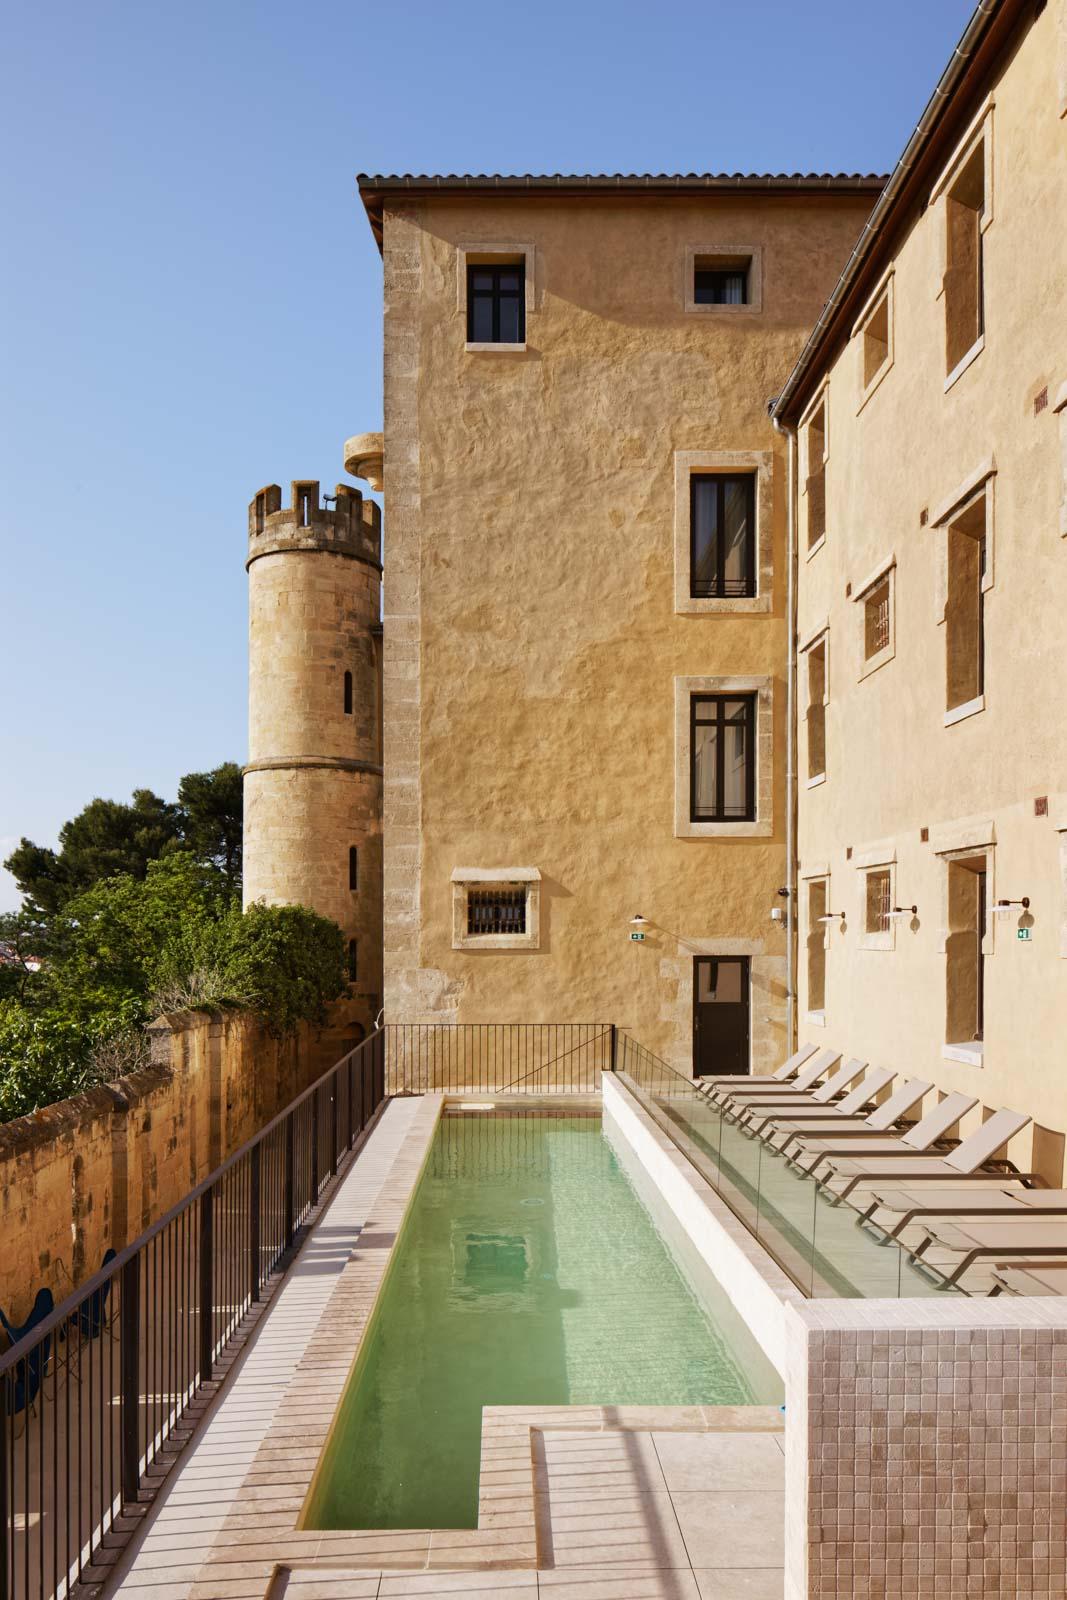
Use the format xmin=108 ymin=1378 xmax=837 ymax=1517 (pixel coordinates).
xmin=944 ymin=139 xmax=985 ymax=377
xmin=689 ymin=474 xmax=756 ymax=598
xmin=807 ymin=878 xmax=828 ymax=1015
xmin=466 ymin=262 xmax=525 ymax=344
xmin=806 ymin=637 xmax=827 ymax=781
xmin=945 ymin=494 xmax=987 ymax=714
xmin=864 ymin=577 xmax=891 ymax=661
xmin=804 ymin=397 xmax=827 ymax=551
xmin=859 ymin=281 xmax=893 ymax=400
xmin=690 ymin=694 xmax=756 ymax=823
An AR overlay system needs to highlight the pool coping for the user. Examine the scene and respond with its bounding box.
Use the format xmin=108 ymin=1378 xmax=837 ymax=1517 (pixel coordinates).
xmin=185 ymin=1092 xmax=786 ymax=1596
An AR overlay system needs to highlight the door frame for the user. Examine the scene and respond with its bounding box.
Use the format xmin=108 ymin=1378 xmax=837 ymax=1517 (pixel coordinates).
xmin=692 ymin=954 xmax=751 ymax=1077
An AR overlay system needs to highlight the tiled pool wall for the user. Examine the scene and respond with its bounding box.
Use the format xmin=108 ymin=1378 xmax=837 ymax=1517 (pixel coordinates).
xmin=603 ymin=1073 xmax=1067 ymax=1599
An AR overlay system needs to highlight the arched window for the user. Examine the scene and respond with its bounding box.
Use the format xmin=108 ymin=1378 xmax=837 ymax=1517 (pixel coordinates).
xmin=347 ymin=939 xmax=358 ymax=982
xmin=349 ymin=846 xmax=358 ymax=891
xmin=343 ymin=670 xmax=353 ymax=715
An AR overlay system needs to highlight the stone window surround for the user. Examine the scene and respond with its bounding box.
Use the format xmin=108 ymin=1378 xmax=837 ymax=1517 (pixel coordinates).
xmin=681 ymin=243 xmax=763 ymax=315
xmin=799 ymin=381 xmax=829 ymax=560
xmin=673 ymin=449 xmax=773 ymax=615
xmin=853 ymin=841 xmax=897 ymax=952
xmin=932 ymin=96 xmax=995 ymax=394
xmin=674 ymin=675 xmax=773 ymax=839
xmin=852 ymin=553 xmax=896 ymax=680
xmin=456 ymin=240 xmax=538 ymax=353
xmin=852 ymin=264 xmax=895 ymax=412
xmin=798 ymin=620 xmax=829 ymax=788
xmin=450 ymin=866 xmax=541 ymax=951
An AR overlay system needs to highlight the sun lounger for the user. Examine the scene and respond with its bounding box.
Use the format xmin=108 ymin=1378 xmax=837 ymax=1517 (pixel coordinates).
xmin=710 ymin=1048 xmax=841 ymax=1116
xmin=786 ymin=1087 xmax=973 ymax=1175
xmin=767 ymin=1075 xmax=927 ymax=1152
xmin=910 ymin=1211 xmax=1067 ymax=1288
xmin=990 ymin=1261 xmax=1067 ymax=1296
xmin=738 ymin=1057 xmax=869 ymax=1135
xmin=815 ymin=1106 xmax=1030 ymax=1203
xmin=856 ymin=1183 xmax=1061 ymax=1240
xmin=698 ymin=1041 xmax=819 ymax=1093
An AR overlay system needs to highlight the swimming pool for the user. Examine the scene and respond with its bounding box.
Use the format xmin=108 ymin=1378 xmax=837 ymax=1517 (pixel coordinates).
xmin=304 ymin=1109 xmax=781 ymax=1530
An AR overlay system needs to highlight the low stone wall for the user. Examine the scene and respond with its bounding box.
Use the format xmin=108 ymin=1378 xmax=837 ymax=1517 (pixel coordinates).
xmin=0 ymin=1009 xmax=343 ymax=1326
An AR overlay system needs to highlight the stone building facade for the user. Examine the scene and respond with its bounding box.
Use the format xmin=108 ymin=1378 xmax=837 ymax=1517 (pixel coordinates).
xmin=774 ymin=0 xmax=1067 ymax=1181
xmin=355 ymin=173 xmax=882 ymax=1074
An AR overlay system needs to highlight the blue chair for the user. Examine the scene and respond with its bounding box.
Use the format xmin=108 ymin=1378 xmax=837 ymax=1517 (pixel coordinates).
xmin=70 ymin=1249 xmax=118 ymax=1342
xmin=0 ymin=1287 xmax=55 ymax=1421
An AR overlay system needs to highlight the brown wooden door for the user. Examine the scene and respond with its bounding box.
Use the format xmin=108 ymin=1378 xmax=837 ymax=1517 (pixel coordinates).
xmin=693 ymin=956 xmax=750 ymax=1077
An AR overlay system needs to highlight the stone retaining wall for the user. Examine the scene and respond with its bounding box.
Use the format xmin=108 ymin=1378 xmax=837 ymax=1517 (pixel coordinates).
xmin=0 ymin=1009 xmax=340 ymax=1326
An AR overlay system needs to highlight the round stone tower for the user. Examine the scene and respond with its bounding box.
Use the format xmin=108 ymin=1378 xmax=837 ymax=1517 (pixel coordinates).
xmin=243 ymin=479 xmax=383 ymax=1042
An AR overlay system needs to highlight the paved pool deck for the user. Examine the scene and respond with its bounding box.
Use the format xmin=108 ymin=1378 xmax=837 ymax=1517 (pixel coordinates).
xmin=102 ymin=1095 xmax=785 ymax=1600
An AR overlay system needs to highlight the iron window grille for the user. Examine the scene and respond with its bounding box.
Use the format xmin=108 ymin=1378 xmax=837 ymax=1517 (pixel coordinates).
xmin=690 ymin=474 xmax=756 ymax=598
xmin=864 ymin=578 xmax=891 ymax=658
xmin=467 ymin=887 xmax=527 ymax=937
xmin=866 ymin=869 xmax=892 ymax=934
xmin=694 ymin=266 xmax=749 ymax=305
xmin=690 ymin=694 xmax=756 ymax=823
xmin=467 ymin=263 xmax=525 ymax=344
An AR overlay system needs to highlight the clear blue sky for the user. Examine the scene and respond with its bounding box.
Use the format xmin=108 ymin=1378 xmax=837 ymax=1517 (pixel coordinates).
xmin=0 ymin=0 xmax=974 ymax=910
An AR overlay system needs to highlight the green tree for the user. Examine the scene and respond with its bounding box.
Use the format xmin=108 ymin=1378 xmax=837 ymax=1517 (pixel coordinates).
xmin=5 ymin=789 xmax=182 ymax=915
xmin=0 ymin=909 xmax=51 ymax=1003
xmin=176 ymin=762 xmax=243 ymax=888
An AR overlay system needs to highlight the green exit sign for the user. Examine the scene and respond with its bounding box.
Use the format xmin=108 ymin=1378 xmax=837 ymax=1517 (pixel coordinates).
xmin=1017 ymin=926 xmax=1032 ymax=941
xmin=630 ymin=931 xmax=645 ymax=942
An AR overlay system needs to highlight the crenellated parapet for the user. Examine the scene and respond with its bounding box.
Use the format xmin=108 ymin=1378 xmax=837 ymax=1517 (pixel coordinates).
xmin=246 ymin=480 xmax=382 ymax=571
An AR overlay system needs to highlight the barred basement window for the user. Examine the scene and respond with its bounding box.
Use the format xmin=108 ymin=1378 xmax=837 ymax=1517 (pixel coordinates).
xmin=864 ymin=578 xmax=891 ymax=660
xmin=865 ymin=869 xmax=892 ymax=935
xmin=467 ymin=888 xmax=527 ymax=937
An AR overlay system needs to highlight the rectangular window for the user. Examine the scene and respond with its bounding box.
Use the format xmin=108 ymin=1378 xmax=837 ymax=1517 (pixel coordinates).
xmin=694 ymin=260 xmax=749 ymax=305
xmin=467 ymin=887 xmax=527 ymax=937
xmin=467 ymin=262 xmax=525 ymax=344
xmin=804 ymin=399 xmax=827 ymax=550
xmin=946 ymin=857 xmax=987 ymax=1046
xmin=946 ymin=496 xmax=986 ymax=710
xmin=865 ymin=869 xmax=892 ymax=935
xmin=807 ymin=879 xmax=827 ymax=1012
xmin=864 ymin=577 xmax=891 ymax=661
xmin=690 ymin=694 xmax=756 ymax=823
xmin=349 ymin=846 xmax=358 ymax=892
xmin=689 ymin=474 xmax=756 ymax=598
xmin=862 ymin=290 xmax=891 ymax=391
xmin=944 ymin=141 xmax=985 ymax=375
xmin=806 ymin=639 xmax=827 ymax=780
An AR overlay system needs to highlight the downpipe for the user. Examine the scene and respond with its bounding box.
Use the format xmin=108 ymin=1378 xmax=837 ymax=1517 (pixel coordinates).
xmin=772 ymin=411 xmax=799 ymax=1056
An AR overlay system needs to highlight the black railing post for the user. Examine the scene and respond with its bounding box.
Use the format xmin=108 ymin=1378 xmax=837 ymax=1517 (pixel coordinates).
xmin=329 ymin=1077 xmax=338 ymax=1178
xmin=347 ymin=1054 xmax=355 ymax=1147
xmin=0 ymin=1375 xmax=9 ymax=1600
xmin=610 ymin=1024 xmax=618 ymax=1073
xmin=283 ymin=1115 xmax=295 ymax=1249
xmin=249 ymin=1144 xmax=261 ymax=1304
xmin=311 ymin=1089 xmax=320 ymax=1199
xmin=120 ymin=1253 xmax=141 ymax=1506
xmin=199 ymin=1190 xmax=214 ymax=1383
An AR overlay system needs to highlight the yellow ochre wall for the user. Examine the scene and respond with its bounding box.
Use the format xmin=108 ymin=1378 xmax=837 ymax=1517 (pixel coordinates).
xmin=793 ymin=3 xmax=1067 ymax=1175
xmin=380 ymin=190 xmax=876 ymax=1074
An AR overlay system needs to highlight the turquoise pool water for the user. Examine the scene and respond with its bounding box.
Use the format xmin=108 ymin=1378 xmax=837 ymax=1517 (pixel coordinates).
xmin=305 ymin=1110 xmax=781 ymax=1530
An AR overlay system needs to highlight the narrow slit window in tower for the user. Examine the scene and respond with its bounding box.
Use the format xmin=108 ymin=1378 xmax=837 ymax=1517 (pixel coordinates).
xmin=349 ymin=847 xmax=358 ymax=892
xmin=348 ymin=939 xmax=358 ymax=982
xmin=344 ymin=670 xmax=353 ymax=715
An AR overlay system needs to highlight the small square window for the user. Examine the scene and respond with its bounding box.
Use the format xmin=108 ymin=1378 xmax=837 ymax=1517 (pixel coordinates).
xmin=451 ymin=870 xmax=541 ymax=950
xmin=694 ymin=261 xmax=749 ymax=305
xmin=865 ymin=869 xmax=892 ymax=936
xmin=690 ymin=474 xmax=756 ymax=598
xmin=467 ymin=262 xmax=525 ymax=344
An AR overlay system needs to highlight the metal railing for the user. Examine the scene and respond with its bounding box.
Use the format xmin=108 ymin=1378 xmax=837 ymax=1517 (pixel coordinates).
xmin=0 ymin=1029 xmax=386 ymax=1600
xmin=384 ymin=1022 xmax=613 ymax=1095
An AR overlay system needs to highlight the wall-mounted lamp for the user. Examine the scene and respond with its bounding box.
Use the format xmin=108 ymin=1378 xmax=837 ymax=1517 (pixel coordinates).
xmin=995 ymin=897 xmax=1030 ymax=918
xmin=629 ymin=913 xmax=651 ymax=944
xmin=817 ymin=911 xmax=846 ymax=923
xmin=887 ymin=904 xmax=918 ymax=921
xmin=776 ymin=886 xmax=790 ymax=899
